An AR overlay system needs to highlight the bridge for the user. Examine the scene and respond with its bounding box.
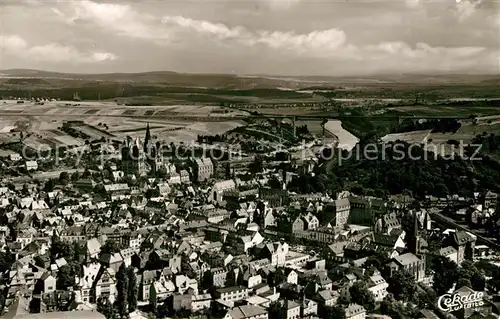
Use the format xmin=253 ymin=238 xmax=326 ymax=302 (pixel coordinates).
xmin=0 ymin=110 xmax=471 ymax=122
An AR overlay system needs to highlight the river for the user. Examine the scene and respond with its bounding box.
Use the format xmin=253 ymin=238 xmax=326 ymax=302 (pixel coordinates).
xmin=324 ymin=120 xmax=360 ymax=151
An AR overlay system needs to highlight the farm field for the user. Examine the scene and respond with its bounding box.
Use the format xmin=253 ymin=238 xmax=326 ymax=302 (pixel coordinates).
xmin=0 ymin=100 xmax=247 ymax=148
xmin=380 ymin=121 xmax=500 ymax=158
xmin=386 ymin=104 xmax=500 ymax=117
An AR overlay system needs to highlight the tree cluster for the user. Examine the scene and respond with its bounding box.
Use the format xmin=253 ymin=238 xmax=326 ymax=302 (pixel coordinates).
xmin=99 ymin=264 xmax=138 ymax=319
xmin=290 ymin=142 xmax=500 ymax=199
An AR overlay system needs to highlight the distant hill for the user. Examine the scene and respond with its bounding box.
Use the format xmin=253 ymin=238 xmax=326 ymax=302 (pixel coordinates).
xmin=0 ymin=69 xmax=296 ymax=89
xmin=2 ymin=69 xmax=499 ymax=88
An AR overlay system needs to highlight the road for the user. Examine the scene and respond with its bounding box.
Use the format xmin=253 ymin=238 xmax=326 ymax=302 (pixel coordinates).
xmin=8 ymin=168 xmax=86 ymax=183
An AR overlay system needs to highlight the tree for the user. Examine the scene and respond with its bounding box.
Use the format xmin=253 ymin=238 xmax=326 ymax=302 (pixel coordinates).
xmin=151 ymin=295 xmax=157 ymax=318
xmin=349 ymin=281 xmax=376 ymax=312
xmin=71 ymin=171 xmax=81 ymax=181
xmin=249 ymin=156 xmax=264 ymax=174
xmin=97 ymin=296 xmax=115 ymax=319
xmin=0 ymin=251 xmax=14 ymax=273
xmin=381 ymin=295 xmax=409 ymax=319
xmin=431 ymin=255 xmax=458 ymax=294
xmin=50 ymin=234 xmax=74 ymax=260
xmin=127 ymin=267 xmax=138 ymax=313
xmin=56 ymin=265 xmax=75 ymax=290
xmin=268 ymin=301 xmax=282 ymax=319
xmin=323 ymin=305 xmax=345 ymax=319
xmin=72 ymin=241 xmax=86 ymax=261
xmin=457 ymin=277 xmax=472 ymax=289
xmin=268 ymin=176 xmax=282 ymax=189
xmin=59 ymin=171 xmax=69 ymax=185
xmin=100 ymin=239 xmax=120 ymax=256
xmin=416 ymin=290 xmax=437 ymax=309
xmin=115 ymin=264 xmax=129 ymax=318
xmin=387 ymin=269 xmax=417 ymax=302
xmin=365 ymin=251 xmax=390 ymax=274
xmin=44 ymin=179 xmax=57 ymax=192
xmin=487 ymin=276 xmax=500 ymax=294
xmin=457 ymin=260 xmax=485 ymax=291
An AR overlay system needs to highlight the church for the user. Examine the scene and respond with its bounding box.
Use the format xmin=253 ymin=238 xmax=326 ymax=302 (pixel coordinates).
xmin=388 ymin=211 xmax=428 ymax=282
xmin=121 ymin=123 xmax=162 ymax=175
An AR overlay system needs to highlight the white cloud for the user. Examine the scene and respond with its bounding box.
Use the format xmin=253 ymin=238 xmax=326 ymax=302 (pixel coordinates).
xmin=405 ymin=0 xmax=421 ymax=8
xmin=0 ymin=35 xmax=116 ymax=63
xmin=265 ymin=0 xmax=301 ymax=10
xmin=162 ymin=16 xmax=244 ymax=40
xmin=160 ymin=15 xmax=493 ymax=73
xmin=455 ymin=0 xmax=482 ymax=21
xmin=52 ymin=0 xmax=168 ymax=41
xmin=162 ymin=15 xmax=346 ymax=55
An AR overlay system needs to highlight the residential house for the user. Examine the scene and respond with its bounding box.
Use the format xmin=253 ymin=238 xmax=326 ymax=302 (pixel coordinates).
xmin=25 ymin=161 xmax=38 ymax=171
xmin=285 ymin=269 xmax=298 ymax=285
xmin=345 ymin=304 xmax=366 ymax=319
xmin=302 ymin=212 xmax=320 ymax=230
xmin=313 ymin=289 xmax=339 ymax=307
xmin=444 ymin=230 xmax=476 ymax=264
xmin=93 ymin=267 xmax=117 ymax=303
xmin=283 ymin=300 xmax=301 ymax=319
xmin=367 ymin=275 xmax=388 ymax=302
xmin=261 ymin=242 xmax=289 ymax=267
xmin=86 ymin=238 xmax=101 ymax=260
xmin=279 ymin=215 xmax=304 ymax=234
xmin=140 ymin=270 xmax=156 ymax=301
xmin=191 ymin=293 xmax=212 ymax=312
xmin=35 ymin=272 xmax=56 ymax=294
xmin=214 ymin=286 xmax=249 ymax=303
xmin=301 ymin=299 xmax=318 ymax=317
xmin=224 ymin=305 xmax=268 ymax=319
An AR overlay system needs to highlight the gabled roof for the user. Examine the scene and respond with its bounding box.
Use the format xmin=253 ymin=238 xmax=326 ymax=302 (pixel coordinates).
xmin=372 ymin=233 xmax=399 ymax=247
xmin=226 ymin=305 xmax=266 ymax=319
xmin=393 ymin=252 xmax=420 ymax=266
xmin=453 ymin=230 xmax=476 ymax=245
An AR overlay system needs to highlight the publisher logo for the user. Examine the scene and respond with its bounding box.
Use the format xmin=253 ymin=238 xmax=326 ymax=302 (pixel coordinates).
xmin=437 ymin=290 xmax=484 ymax=312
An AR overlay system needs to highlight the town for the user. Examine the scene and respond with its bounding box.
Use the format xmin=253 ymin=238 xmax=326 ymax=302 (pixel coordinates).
xmin=0 ymin=101 xmax=499 ymax=319
xmin=1 ymin=0 xmax=499 ymax=317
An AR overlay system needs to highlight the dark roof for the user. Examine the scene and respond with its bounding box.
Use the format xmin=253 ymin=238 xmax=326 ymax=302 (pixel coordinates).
xmin=372 ymin=233 xmax=398 ymax=247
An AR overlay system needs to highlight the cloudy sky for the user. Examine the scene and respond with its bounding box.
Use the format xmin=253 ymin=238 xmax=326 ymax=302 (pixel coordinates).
xmin=0 ymin=0 xmax=499 ymax=75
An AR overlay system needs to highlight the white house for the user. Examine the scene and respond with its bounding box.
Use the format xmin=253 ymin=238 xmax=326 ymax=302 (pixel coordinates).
xmin=367 ymin=275 xmax=388 ymax=302
xmin=25 ymin=160 xmax=38 ymax=171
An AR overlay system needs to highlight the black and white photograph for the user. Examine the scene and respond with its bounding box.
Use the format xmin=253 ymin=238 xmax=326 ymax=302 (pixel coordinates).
xmin=0 ymin=1 xmax=499 ymax=319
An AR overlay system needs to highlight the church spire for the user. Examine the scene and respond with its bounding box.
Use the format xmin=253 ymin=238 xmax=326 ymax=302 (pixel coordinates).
xmin=413 ymin=210 xmax=419 ymax=238
xmin=408 ymin=210 xmax=420 ymax=254
xmin=144 ymin=122 xmax=151 ymax=153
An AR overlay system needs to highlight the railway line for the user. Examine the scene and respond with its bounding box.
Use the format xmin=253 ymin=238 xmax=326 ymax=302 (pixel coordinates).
xmin=0 ymin=110 xmax=471 ymax=122
xmin=430 ymin=210 xmax=500 ymax=250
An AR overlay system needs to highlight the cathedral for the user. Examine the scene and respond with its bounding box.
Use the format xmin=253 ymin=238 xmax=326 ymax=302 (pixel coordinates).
xmin=121 ymin=123 xmax=162 ymax=175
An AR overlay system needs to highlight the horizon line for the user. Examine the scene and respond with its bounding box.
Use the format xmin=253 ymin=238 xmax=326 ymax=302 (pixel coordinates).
xmin=1 ymin=68 xmax=499 ymax=79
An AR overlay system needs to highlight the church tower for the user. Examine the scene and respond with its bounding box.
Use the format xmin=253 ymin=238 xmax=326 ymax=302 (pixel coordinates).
xmin=144 ymin=123 xmax=152 ymax=154
xmin=408 ymin=211 xmax=420 ymax=255
xmin=144 ymin=123 xmax=162 ymax=173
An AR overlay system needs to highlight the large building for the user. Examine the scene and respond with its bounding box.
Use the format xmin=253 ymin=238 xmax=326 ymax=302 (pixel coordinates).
xmin=192 ymin=157 xmax=214 ymax=182
xmin=121 ymin=123 xmax=161 ymax=175
xmin=348 ymin=196 xmax=387 ymax=226
xmin=121 ymin=136 xmax=146 ymax=175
